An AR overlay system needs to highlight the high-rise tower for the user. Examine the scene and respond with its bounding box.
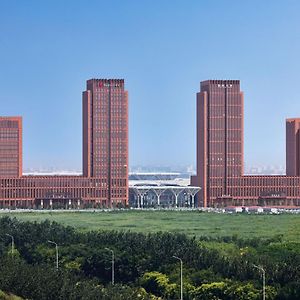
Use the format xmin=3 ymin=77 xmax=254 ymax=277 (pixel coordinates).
xmin=0 ymin=117 xmax=22 ymax=177
xmin=286 ymin=118 xmax=300 ymax=176
xmin=192 ymin=80 xmax=244 ymax=207
xmin=82 ymin=79 xmax=128 ymax=206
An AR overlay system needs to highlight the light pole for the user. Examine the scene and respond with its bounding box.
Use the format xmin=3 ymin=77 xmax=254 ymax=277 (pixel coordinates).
xmin=253 ymin=264 xmax=265 ymax=300
xmin=173 ymin=256 xmax=183 ymax=300
xmin=105 ymin=248 xmax=115 ymax=285
xmin=48 ymin=240 xmax=59 ymax=270
xmin=5 ymin=234 xmax=14 ymax=257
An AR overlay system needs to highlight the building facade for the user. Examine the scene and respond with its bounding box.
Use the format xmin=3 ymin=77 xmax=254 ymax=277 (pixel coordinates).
xmin=0 ymin=176 xmax=112 ymax=208
xmin=192 ymin=80 xmax=300 ymax=207
xmin=83 ymin=79 xmax=128 ymax=206
xmin=0 ymin=117 xmax=22 ymax=178
xmin=128 ymin=172 xmax=200 ymax=208
xmin=286 ymin=118 xmax=300 ymax=176
xmin=0 ymin=79 xmax=128 ymax=208
xmin=191 ymin=80 xmax=244 ymax=207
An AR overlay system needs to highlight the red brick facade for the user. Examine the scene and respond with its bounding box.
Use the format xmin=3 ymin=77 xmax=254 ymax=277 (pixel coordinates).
xmin=83 ymin=79 xmax=128 ymax=206
xmin=0 ymin=117 xmax=22 ymax=178
xmin=286 ymin=118 xmax=300 ymax=176
xmin=192 ymin=80 xmax=300 ymax=207
xmin=0 ymin=176 xmax=113 ymax=208
xmin=0 ymin=79 xmax=128 ymax=208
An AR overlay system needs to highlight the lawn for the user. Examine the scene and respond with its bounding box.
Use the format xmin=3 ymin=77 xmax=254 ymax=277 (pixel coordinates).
xmin=1 ymin=210 xmax=299 ymax=241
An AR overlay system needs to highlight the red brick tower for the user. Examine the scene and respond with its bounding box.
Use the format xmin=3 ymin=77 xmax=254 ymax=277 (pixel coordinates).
xmin=82 ymin=79 xmax=128 ymax=206
xmin=192 ymin=80 xmax=244 ymax=207
xmin=0 ymin=117 xmax=22 ymax=177
xmin=286 ymin=118 xmax=300 ymax=176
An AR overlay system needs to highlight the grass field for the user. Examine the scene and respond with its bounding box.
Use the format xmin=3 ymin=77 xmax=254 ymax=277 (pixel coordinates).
xmin=1 ymin=210 xmax=299 ymax=241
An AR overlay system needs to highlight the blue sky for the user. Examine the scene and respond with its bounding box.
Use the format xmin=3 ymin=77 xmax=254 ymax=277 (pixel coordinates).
xmin=1 ymin=0 xmax=300 ymax=171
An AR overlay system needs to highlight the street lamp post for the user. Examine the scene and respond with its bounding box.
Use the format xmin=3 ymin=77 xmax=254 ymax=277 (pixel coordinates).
xmin=5 ymin=234 xmax=14 ymax=257
xmin=173 ymin=256 xmax=183 ymax=300
xmin=253 ymin=264 xmax=266 ymax=300
xmin=105 ymin=248 xmax=115 ymax=285
xmin=47 ymin=240 xmax=59 ymax=270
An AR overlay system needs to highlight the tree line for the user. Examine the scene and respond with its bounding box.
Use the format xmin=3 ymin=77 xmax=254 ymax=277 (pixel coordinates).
xmin=0 ymin=216 xmax=298 ymax=299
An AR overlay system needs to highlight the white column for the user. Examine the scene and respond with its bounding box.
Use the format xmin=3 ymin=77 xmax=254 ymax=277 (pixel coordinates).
xmin=41 ymin=199 xmax=44 ymax=209
xmin=50 ymin=199 xmax=53 ymax=208
xmin=137 ymin=195 xmax=140 ymax=208
xmin=172 ymin=189 xmax=183 ymax=208
xmin=191 ymin=195 xmax=195 ymax=208
xmin=188 ymin=188 xmax=200 ymax=208
xmin=175 ymin=194 xmax=179 ymax=207
xmin=153 ymin=189 xmax=165 ymax=207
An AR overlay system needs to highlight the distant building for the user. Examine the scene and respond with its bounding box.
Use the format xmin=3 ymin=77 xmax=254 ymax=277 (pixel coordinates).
xmin=129 ymin=172 xmax=181 ymax=181
xmin=129 ymin=172 xmax=200 ymax=208
xmin=83 ymin=79 xmax=128 ymax=205
xmin=286 ymin=118 xmax=300 ymax=176
xmin=191 ymin=80 xmax=300 ymax=207
xmin=0 ymin=79 xmax=128 ymax=208
xmin=191 ymin=80 xmax=243 ymax=207
xmin=0 ymin=117 xmax=22 ymax=177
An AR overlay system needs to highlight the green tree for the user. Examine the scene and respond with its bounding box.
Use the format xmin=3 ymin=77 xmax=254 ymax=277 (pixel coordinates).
xmin=141 ymin=271 xmax=177 ymax=299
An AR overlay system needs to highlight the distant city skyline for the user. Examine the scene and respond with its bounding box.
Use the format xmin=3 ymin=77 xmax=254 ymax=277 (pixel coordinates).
xmin=1 ymin=1 xmax=300 ymax=170
xmin=23 ymin=163 xmax=286 ymax=176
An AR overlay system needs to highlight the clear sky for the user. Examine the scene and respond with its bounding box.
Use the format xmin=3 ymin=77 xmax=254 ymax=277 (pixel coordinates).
xmin=1 ymin=0 xmax=300 ymax=172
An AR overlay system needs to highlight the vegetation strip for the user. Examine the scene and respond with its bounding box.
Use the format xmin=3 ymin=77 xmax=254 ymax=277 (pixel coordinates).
xmin=0 ymin=216 xmax=298 ymax=299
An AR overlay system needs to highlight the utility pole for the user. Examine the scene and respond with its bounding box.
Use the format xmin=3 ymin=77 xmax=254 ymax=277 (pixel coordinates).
xmin=5 ymin=234 xmax=14 ymax=257
xmin=48 ymin=240 xmax=59 ymax=270
xmin=105 ymin=248 xmax=115 ymax=285
xmin=173 ymin=256 xmax=183 ymax=300
xmin=253 ymin=264 xmax=266 ymax=300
